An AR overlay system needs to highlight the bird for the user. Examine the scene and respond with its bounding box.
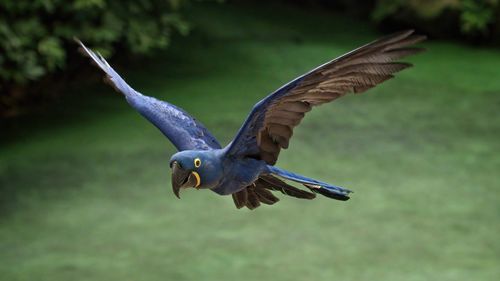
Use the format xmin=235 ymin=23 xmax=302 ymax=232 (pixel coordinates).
xmin=77 ymin=30 xmax=425 ymax=210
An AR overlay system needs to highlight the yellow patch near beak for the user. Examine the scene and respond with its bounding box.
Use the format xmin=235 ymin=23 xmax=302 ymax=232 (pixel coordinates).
xmin=191 ymin=171 xmax=201 ymax=189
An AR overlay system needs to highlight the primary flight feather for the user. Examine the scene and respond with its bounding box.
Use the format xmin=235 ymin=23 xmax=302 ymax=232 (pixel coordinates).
xmin=77 ymin=30 xmax=425 ymax=210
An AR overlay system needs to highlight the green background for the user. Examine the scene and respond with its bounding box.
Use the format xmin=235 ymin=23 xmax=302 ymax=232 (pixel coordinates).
xmin=1 ymin=2 xmax=499 ymax=281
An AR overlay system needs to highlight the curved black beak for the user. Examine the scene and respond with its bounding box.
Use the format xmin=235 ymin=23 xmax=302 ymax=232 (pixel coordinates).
xmin=171 ymin=161 xmax=200 ymax=199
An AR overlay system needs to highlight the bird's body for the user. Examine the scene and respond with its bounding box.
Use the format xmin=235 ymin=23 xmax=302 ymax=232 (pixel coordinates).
xmin=212 ymin=151 xmax=268 ymax=195
xmin=78 ymin=30 xmax=425 ymax=209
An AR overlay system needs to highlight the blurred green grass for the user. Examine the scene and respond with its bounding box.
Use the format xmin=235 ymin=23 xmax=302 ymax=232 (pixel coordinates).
xmin=1 ymin=2 xmax=500 ymax=281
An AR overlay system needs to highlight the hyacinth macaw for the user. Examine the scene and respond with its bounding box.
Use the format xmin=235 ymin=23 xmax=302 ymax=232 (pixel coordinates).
xmin=77 ymin=30 xmax=425 ymax=210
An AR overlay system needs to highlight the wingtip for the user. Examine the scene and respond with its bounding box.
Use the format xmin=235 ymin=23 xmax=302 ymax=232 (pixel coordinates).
xmin=410 ymin=34 xmax=428 ymax=43
xmin=73 ymin=36 xmax=82 ymax=45
xmin=401 ymin=29 xmax=415 ymax=36
xmin=396 ymin=29 xmax=425 ymax=42
xmin=74 ymin=37 xmax=88 ymax=52
xmin=386 ymin=29 xmax=415 ymax=39
xmin=74 ymin=37 xmax=91 ymax=57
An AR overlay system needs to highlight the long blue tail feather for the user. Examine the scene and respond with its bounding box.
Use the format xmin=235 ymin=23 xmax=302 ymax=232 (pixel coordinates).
xmin=266 ymin=166 xmax=352 ymax=201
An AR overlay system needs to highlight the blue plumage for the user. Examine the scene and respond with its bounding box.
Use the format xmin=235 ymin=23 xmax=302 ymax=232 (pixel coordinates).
xmin=78 ymin=41 xmax=220 ymax=151
xmin=77 ymin=30 xmax=425 ymax=209
xmin=266 ymin=166 xmax=351 ymax=201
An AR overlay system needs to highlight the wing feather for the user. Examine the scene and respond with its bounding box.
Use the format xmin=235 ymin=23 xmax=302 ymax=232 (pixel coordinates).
xmin=77 ymin=40 xmax=221 ymax=151
xmin=226 ymin=30 xmax=425 ymax=164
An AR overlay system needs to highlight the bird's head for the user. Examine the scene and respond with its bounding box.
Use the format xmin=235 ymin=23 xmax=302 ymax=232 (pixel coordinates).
xmin=169 ymin=150 xmax=222 ymax=198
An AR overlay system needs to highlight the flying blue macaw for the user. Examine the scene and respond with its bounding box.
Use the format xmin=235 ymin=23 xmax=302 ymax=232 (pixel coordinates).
xmin=77 ymin=30 xmax=425 ymax=209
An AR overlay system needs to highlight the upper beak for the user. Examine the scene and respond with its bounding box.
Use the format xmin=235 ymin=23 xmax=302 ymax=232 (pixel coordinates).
xmin=171 ymin=161 xmax=201 ymax=199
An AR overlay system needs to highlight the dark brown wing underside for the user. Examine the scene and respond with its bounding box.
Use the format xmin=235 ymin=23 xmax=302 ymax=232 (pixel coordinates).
xmin=231 ymin=175 xmax=316 ymax=210
xmin=257 ymin=30 xmax=426 ymax=164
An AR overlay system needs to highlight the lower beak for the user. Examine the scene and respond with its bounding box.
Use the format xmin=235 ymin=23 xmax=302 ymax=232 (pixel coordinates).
xmin=171 ymin=162 xmax=201 ymax=199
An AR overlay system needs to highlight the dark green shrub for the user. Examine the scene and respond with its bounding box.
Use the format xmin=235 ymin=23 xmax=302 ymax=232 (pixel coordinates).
xmin=0 ymin=0 xmax=193 ymax=116
xmin=372 ymin=0 xmax=500 ymax=38
xmin=460 ymin=0 xmax=499 ymax=34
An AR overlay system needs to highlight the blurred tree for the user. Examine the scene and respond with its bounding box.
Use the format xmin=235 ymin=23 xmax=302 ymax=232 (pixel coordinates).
xmin=0 ymin=0 xmax=194 ymax=116
xmin=460 ymin=0 xmax=499 ymax=34
xmin=373 ymin=0 xmax=500 ymax=39
xmin=284 ymin=0 xmax=376 ymax=17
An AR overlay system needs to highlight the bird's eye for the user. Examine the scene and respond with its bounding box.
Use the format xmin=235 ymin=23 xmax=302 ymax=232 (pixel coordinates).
xmin=194 ymin=158 xmax=201 ymax=168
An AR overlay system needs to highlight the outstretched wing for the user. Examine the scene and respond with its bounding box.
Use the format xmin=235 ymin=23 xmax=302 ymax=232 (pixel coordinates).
xmin=225 ymin=30 xmax=425 ymax=164
xmin=77 ymin=40 xmax=221 ymax=151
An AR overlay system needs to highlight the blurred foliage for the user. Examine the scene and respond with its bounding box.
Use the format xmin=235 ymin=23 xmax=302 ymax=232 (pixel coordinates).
xmin=373 ymin=0 xmax=462 ymax=20
xmin=460 ymin=0 xmax=499 ymax=33
xmin=1 ymin=0 xmax=498 ymax=116
xmin=0 ymin=0 xmax=194 ymax=116
xmin=373 ymin=0 xmax=500 ymax=37
xmin=280 ymin=0 xmax=500 ymax=39
xmin=1 ymin=3 xmax=499 ymax=280
xmin=286 ymin=0 xmax=376 ymax=17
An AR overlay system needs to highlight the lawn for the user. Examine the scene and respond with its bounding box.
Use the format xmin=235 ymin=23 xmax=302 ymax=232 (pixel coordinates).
xmin=1 ymin=2 xmax=499 ymax=281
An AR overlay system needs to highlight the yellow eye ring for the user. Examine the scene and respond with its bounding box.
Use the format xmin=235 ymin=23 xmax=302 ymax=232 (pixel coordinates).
xmin=194 ymin=158 xmax=201 ymax=168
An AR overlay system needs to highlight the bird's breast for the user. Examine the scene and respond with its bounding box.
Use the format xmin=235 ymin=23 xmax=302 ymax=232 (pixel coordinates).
xmin=210 ymin=158 xmax=267 ymax=195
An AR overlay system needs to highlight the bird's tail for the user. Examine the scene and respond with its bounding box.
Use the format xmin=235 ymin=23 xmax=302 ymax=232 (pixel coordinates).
xmin=266 ymin=165 xmax=352 ymax=201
